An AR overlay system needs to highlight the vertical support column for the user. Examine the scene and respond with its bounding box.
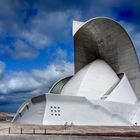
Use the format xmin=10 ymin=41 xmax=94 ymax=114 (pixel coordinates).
xmin=8 ymin=127 xmax=10 ymax=134
xmin=21 ymin=128 xmax=22 ymax=134
xmin=33 ymin=128 xmax=35 ymax=134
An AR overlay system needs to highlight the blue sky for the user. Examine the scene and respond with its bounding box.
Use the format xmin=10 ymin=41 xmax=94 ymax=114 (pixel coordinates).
xmin=0 ymin=0 xmax=140 ymax=113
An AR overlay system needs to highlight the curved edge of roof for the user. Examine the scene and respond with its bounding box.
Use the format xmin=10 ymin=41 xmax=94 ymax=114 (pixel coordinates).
xmin=12 ymin=99 xmax=31 ymax=122
xmin=73 ymin=17 xmax=126 ymax=35
xmin=73 ymin=16 xmax=140 ymax=72
xmin=48 ymin=75 xmax=73 ymax=93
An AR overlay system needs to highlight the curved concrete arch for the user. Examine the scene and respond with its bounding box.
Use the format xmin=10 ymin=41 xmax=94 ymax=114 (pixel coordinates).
xmin=74 ymin=18 xmax=140 ymax=99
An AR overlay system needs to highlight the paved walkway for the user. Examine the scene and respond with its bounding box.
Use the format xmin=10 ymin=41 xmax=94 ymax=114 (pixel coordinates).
xmin=0 ymin=122 xmax=140 ymax=137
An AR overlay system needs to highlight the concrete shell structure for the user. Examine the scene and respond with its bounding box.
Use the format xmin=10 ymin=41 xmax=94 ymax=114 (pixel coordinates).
xmin=73 ymin=18 xmax=140 ymax=100
xmin=13 ymin=17 xmax=140 ymax=126
xmin=61 ymin=59 xmax=137 ymax=104
xmin=61 ymin=59 xmax=120 ymax=99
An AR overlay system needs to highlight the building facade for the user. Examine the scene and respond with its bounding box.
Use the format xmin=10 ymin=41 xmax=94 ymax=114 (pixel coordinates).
xmin=13 ymin=18 xmax=140 ymax=126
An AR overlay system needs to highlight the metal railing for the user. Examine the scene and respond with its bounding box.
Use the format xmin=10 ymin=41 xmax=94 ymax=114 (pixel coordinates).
xmin=8 ymin=127 xmax=47 ymax=135
xmin=8 ymin=123 xmax=74 ymax=135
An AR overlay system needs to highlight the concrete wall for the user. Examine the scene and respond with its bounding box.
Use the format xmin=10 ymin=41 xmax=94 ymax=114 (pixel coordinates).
xmin=14 ymin=94 xmax=46 ymax=124
xmin=74 ymin=18 xmax=140 ymax=99
xmin=43 ymin=94 xmax=131 ymax=125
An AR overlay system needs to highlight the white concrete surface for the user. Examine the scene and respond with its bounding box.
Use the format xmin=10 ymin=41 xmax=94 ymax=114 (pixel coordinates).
xmin=61 ymin=59 xmax=120 ymax=100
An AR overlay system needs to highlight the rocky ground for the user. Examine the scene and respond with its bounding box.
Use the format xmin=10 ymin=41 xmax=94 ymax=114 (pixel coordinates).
xmin=0 ymin=113 xmax=14 ymax=118
xmin=0 ymin=113 xmax=14 ymax=122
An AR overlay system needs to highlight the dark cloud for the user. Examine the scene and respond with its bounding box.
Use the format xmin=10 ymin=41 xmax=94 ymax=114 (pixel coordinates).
xmin=0 ymin=0 xmax=80 ymax=60
xmin=34 ymin=0 xmax=87 ymax=12
xmin=0 ymin=39 xmax=38 ymax=60
xmin=0 ymin=0 xmax=139 ymax=60
xmin=0 ymin=48 xmax=74 ymax=112
xmin=111 ymin=1 xmax=140 ymax=24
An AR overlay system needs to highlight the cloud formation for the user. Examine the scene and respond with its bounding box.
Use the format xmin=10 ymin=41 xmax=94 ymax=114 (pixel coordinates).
xmin=0 ymin=0 xmax=81 ymax=60
xmin=0 ymin=58 xmax=74 ymax=112
xmin=0 ymin=61 xmax=73 ymax=95
xmin=0 ymin=39 xmax=39 ymax=60
xmin=0 ymin=0 xmax=140 ymax=60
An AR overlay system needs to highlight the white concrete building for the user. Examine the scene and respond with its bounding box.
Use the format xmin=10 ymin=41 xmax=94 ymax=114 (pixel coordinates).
xmin=13 ymin=17 xmax=140 ymax=126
